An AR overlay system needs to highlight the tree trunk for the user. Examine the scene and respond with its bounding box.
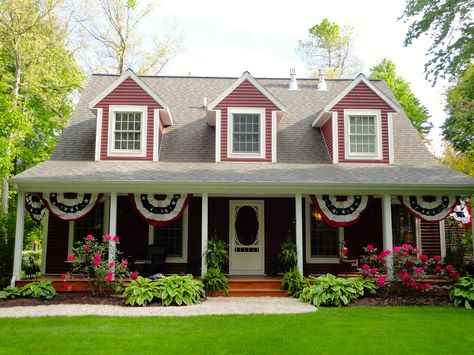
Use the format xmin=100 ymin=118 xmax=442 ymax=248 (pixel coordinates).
xmin=1 ymin=178 xmax=8 ymax=213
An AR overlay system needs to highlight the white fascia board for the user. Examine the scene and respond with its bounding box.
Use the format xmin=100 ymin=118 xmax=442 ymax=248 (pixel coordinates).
xmin=388 ymin=112 xmax=395 ymax=164
xmin=153 ymin=109 xmax=160 ymax=162
xmin=94 ymin=108 xmax=103 ymax=161
xmin=332 ymin=111 xmax=338 ymax=164
xmin=271 ymin=111 xmax=277 ymax=163
xmin=207 ymin=71 xmax=286 ymax=112
xmin=215 ymin=110 xmax=221 ymax=162
xmin=311 ymin=74 xmax=402 ymax=127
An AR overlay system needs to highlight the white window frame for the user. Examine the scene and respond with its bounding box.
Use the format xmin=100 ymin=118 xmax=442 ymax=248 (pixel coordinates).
xmin=227 ymin=107 xmax=266 ymax=159
xmin=148 ymin=208 xmax=188 ymax=263
xmin=344 ymin=109 xmax=382 ymax=160
xmin=305 ymin=199 xmax=343 ymax=264
xmin=108 ymin=105 xmax=148 ymax=158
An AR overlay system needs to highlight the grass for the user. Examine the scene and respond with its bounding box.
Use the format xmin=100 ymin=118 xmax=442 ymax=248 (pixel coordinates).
xmin=0 ymin=307 xmax=473 ymax=354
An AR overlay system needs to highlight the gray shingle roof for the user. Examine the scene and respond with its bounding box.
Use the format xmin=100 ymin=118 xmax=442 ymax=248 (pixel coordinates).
xmin=12 ymin=74 xmax=474 ymax=191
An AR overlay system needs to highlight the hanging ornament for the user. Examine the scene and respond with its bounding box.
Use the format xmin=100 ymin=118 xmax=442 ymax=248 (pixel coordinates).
xmin=41 ymin=193 xmax=102 ymax=221
xmin=450 ymin=199 xmax=472 ymax=228
xmin=130 ymin=193 xmax=192 ymax=226
xmin=25 ymin=193 xmax=46 ymax=222
xmin=310 ymin=195 xmax=372 ymax=227
xmin=399 ymin=195 xmax=458 ymax=222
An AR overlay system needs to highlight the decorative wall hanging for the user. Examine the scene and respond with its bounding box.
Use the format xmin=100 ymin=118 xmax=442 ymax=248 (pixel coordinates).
xmin=310 ymin=195 xmax=372 ymax=227
xmin=41 ymin=193 xmax=103 ymax=221
xmin=130 ymin=193 xmax=192 ymax=227
xmin=399 ymin=195 xmax=459 ymax=222
xmin=450 ymin=199 xmax=472 ymax=228
xmin=25 ymin=193 xmax=46 ymax=222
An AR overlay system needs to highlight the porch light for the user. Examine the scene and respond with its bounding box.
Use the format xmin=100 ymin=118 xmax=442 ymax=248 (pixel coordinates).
xmin=312 ymin=209 xmax=323 ymax=221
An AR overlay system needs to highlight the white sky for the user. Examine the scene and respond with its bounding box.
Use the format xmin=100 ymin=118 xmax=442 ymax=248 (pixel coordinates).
xmin=145 ymin=0 xmax=447 ymax=155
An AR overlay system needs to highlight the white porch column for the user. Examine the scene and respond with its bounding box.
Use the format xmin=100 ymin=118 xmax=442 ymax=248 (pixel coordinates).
xmin=295 ymin=193 xmax=304 ymax=275
xmin=382 ymin=194 xmax=393 ymax=278
xmin=201 ymin=192 xmax=208 ymax=275
xmin=11 ymin=191 xmax=25 ymax=286
xmin=109 ymin=192 xmax=117 ymax=275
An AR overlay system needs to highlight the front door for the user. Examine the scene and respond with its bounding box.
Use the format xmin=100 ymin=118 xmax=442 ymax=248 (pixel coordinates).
xmin=229 ymin=200 xmax=265 ymax=275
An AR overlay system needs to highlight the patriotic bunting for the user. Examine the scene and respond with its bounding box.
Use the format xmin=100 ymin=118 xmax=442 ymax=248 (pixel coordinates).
xmin=310 ymin=195 xmax=371 ymax=227
xmin=130 ymin=193 xmax=192 ymax=227
xmin=41 ymin=193 xmax=102 ymax=221
xmin=450 ymin=199 xmax=472 ymax=228
xmin=399 ymin=195 xmax=459 ymax=222
xmin=25 ymin=193 xmax=46 ymax=222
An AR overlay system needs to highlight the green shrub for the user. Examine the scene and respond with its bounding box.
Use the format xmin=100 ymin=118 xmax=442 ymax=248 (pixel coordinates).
xmin=278 ymin=241 xmax=297 ymax=272
xmin=21 ymin=280 xmax=56 ymax=300
xmin=156 ymin=274 xmax=205 ymax=306
xmin=281 ymin=267 xmax=307 ymax=298
xmin=206 ymin=240 xmax=229 ymax=270
xmin=449 ymin=276 xmax=474 ymax=309
xmin=0 ymin=286 xmax=22 ymax=300
xmin=122 ymin=276 xmax=160 ymax=307
xmin=300 ymin=274 xmax=375 ymax=307
xmin=202 ymin=267 xmax=228 ymax=293
xmin=0 ymin=211 xmax=15 ymax=289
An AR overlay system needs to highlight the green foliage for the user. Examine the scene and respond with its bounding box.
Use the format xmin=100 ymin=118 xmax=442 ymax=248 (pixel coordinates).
xmin=401 ymin=0 xmax=474 ymax=83
xmin=297 ymin=18 xmax=361 ymax=78
xmin=369 ymin=58 xmax=432 ymax=136
xmin=442 ymin=64 xmax=474 ymax=160
xmin=278 ymin=241 xmax=297 ymax=272
xmin=122 ymin=276 xmax=161 ymax=307
xmin=281 ymin=267 xmax=308 ymax=298
xmin=205 ymin=240 xmax=229 ymax=270
xmin=0 ymin=210 xmax=15 ymax=288
xmin=0 ymin=286 xmax=22 ymax=300
xmin=442 ymin=146 xmax=474 ymax=177
xmin=20 ymin=280 xmax=56 ymax=300
xmin=156 ymin=274 xmax=205 ymax=306
xmin=202 ymin=267 xmax=228 ymax=293
xmin=300 ymin=274 xmax=375 ymax=307
xmin=449 ymin=276 xmax=474 ymax=309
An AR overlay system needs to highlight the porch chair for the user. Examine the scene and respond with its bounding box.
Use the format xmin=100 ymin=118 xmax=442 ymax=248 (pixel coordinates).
xmin=133 ymin=245 xmax=168 ymax=276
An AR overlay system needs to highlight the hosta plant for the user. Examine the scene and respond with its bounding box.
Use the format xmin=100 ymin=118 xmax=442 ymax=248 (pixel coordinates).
xmin=122 ymin=276 xmax=161 ymax=306
xmin=205 ymin=240 xmax=229 ymax=270
xmin=281 ymin=267 xmax=308 ymax=298
xmin=202 ymin=267 xmax=228 ymax=294
xmin=21 ymin=280 xmax=56 ymax=300
xmin=278 ymin=241 xmax=297 ymax=272
xmin=156 ymin=274 xmax=205 ymax=306
xmin=449 ymin=276 xmax=474 ymax=309
xmin=0 ymin=286 xmax=22 ymax=300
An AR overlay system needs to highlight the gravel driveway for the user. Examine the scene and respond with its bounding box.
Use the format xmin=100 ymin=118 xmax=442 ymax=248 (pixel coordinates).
xmin=0 ymin=297 xmax=316 ymax=318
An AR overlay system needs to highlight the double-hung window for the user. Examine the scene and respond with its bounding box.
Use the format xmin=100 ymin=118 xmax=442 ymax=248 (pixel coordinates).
xmin=108 ymin=105 xmax=147 ymax=157
xmin=228 ymin=107 xmax=265 ymax=158
xmin=149 ymin=210 xmax=188 ymax=263
xmin=344 ymin=109 xmax=382 ymax=160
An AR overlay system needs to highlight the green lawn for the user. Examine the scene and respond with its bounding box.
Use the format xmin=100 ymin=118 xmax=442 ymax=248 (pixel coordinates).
xmin=0 ymin=307 xmax=472 ymax=354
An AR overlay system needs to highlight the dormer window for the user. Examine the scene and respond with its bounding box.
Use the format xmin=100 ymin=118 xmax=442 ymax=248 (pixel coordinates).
xmin=108 ymin=105 xmax=147 ymax=158
xmin=227 ymin=107 xmax=265 ymax=159
xmin=344 ymin=109 xmax=382 ymax=160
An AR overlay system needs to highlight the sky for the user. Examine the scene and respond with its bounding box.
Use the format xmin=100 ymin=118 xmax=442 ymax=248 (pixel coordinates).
xmin=145 ymin=0 xmax=447 ymax=155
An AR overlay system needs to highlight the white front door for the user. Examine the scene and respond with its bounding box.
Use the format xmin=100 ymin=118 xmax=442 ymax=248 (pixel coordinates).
xmin=229 ymin=200 xmax=265 ymax=275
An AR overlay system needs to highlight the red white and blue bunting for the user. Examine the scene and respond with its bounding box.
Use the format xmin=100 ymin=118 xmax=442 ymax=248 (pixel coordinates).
xmin=41 ymin=193 xmax=103 ymax=221
xmin=25 ymin=193 xmax=46 ymax=223
xmin=399 ymin=195 xmax=459 ymax=222
xmin=310 ymin=195 xmax=372 ymax=227
xmin=130 ymin=193 xmax=192 ymax=227
xmin=450 ymin=199 xmax=472 ymax=228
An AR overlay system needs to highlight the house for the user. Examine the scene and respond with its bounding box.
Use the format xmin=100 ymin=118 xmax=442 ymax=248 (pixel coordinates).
xmin=10 ymin=69 xmax=474 ymax=285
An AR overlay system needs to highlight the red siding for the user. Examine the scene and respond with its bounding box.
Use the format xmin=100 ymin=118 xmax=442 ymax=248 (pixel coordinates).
xmin=215 ymin=80 xmax=278 ymax=162
xmin=331 ymin=82 xmax=393 ymax=163
xmin=321 ymin=117 xmax=333 ymax=161
xmin=420 ymin=220 xmax=441 ymax=257
xmin=96 ymin=77 xmax=162 ymax=161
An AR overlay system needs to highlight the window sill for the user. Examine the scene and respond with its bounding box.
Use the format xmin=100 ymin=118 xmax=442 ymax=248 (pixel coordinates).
xmin=306 ymin=257 xmax=340 ymax=264
xmin=166 ymin=257 xmax=187 ymax=264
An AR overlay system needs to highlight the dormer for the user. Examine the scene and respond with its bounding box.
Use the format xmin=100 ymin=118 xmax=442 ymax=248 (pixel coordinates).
xmin=312 ymin=74 xmax=401 ymax=164
xmin=206 ymin=72 xmax=285 ymax=163
xmin=89 ymin=69 xmax=173 ymax=161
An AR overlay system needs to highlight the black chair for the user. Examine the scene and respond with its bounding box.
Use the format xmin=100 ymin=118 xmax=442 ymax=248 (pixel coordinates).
xmin=134 ymin=245 xmax=168 ymax=276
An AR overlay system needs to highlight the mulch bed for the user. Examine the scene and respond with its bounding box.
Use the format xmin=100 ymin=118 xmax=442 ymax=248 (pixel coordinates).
xmin=350 ymin=293 xmax=452 ymax=307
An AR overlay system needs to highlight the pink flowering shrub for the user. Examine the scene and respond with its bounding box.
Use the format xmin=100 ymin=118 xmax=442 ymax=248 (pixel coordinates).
xmin=64 ymin=234 xmax=133 ymax=295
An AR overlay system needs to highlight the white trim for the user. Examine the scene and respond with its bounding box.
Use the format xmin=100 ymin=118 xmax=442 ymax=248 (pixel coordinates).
xmin=148 ymin=208 xmax=189 ymax=263
xmin=109 ymin=192 xmax=117 ymax=275
xmin=344 ymin=109 xmax=382 ymax=160
xmin=215 ymin=110 xmax=221 ymax=162
xmin=153 ymin=109 xmax=160 ymax=162
xmin=12 ymin=191 xmax=25 ymax=281
xmin=388 ymin=112 xmax=395 ymax=164
xmin=332 ymin=111 xmax=339 ymax=163
xmin=415 ymin=218 xmax=422 ymax=252
xmin=207 ymin=72 xmax=286 ymax=111
xmin=311 ymin=73 xmax=401 ymax=127
xmin=382 ymin=195 xmax=393 ymax=278
xmin=40 ymin=210 xmax=49 ymax=274
xmin=107 ymin=105 xmax=148 ymax=158
xmin=439 ymin=219 xmax=446 ymax=258
xmin=271 ymin=111 xmax=277 ymax=163
xmin=295 ymin=194 xmax=304 ymax=273
xmin=67 ymin=221 xmax=74 ymax=255
xmin=227 ymin=107 xmax=266 ymax=159
xmin=94 ymin=108 xmax=103 ymax=161
xmin=201 ymin=193 xmax=208 ymax=275
xmin=88 ymin=69 xmax=173 ymax=125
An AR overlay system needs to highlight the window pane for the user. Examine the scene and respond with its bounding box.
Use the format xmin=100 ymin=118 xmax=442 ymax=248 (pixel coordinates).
xmin=232 ymin=113 xmax=260 ymax=153
xmin=310 ymin=207 xmax=338 ymax=257
xmin=74 ymin=203 xmax=104 ymax=244
xmin=154 ymin=218 xmax=183 ymax=257
xmin=114 ymin=111 xmax=142 ymax=151
xmin=349 ymin=115 xmax=377 ymax=155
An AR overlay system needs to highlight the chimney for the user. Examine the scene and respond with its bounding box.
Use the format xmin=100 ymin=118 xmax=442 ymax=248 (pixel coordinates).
xmin=289 ymin=68 xmax=298 ymax=90
xmin=317 ymin=69 xmax=327 ymax=91
xmin=203 ymin=96 xmax=208 ymax=109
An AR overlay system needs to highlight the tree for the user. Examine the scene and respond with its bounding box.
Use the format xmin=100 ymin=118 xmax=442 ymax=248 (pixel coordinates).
xmin=68 ymin=0 xmax=182 ymax=75
xmin=442 ymin=64 xmax=474 ymax=160
xmin=401 ymin=0 xmax=474 ymax=84
xmin=441 ymin=145 xmax=474 ymax=177
xmin=297 ymin=18 xmax=362 ymax=79
xmin=369 ymin=58 xmax=432 ymax=136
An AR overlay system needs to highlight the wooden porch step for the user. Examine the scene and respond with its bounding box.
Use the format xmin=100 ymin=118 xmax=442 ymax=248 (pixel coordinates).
xmin=227 ymin=289 xmax=288 ymax=297
xmin=228 ymin=280 xmax=283 ymax=290
xmin=224 ymin=276 xmax=287 ymax=297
